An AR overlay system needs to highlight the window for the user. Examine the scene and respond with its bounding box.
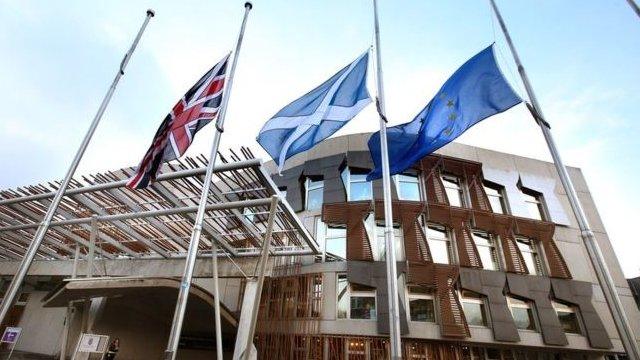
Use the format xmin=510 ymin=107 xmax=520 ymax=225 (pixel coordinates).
xmin=337 ymin=274 xmax=376 ymax=320
xmin=441 ymin=174 xmax=464 ymax=207
xmin=408 ymin=286 xmax=436 ymax=322
xmin=483 ymin=181 xmax=508 ymax=214
xmin=305 ymin=177 xmax=324 ymax=210
xmin=342 ymin=168 xmax=373 ymax=201
xmin=507 ymin=297 xmax=537 ymax=331
xmin=278 ymin=187 xmax=287 ymax=199
xmin=374 ymin=223 xmax=405 ymax=261
xmin=242 ymin=207 xmax=255 ymax=222
xmin=394 ymin=173 xmax=421 ymax=201
xmin=552 ymin=301 xmax=581 ymax=334
xmin=315 ymin=218 xmax=346 ymax=261
xmin=426 ymin=225 xmax=453 ymax=264
xmin=516 ymin=237 xmax=543 ymax=275
xmin=473 ymin=231 xmax=499 ymax=271
xmin=520 ymin=186 xmax=546 ymax=221
xmin=461 ymin=291 xmax=488 ymax=327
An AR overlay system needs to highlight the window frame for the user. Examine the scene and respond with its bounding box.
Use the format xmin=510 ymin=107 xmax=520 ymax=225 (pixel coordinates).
xmin=552 ymin=300 xmax=583 ymax=335
xmin=336 ymin=274 xmax=377 ymax=321
xmin=441 ymin=173 xmax=466 ymax=207
xmin=519 ymin=186 xmax=548 ymax=221
xmin=483 ymin=181 xmax=509 ymax=215
xmin=460 ymin=290 xmax=489 ymax=327
xmin=393 ymin=172 xmax=422 ymax=201
xmin=472 ymin=231 xmax=500 ymax=271
xmin=342 ymin=167 xmax=373 ymax=202
xmin=507 ymin=296 xmax=538 ymax=332
xmin=373 ymin=222 xmax=405 ymax=261
xmin=406 ymin=285 xmax=437 ymax=323
xmin=304 ymin=177 xmax=324 ymax=211
xmin=515 ymin=236 xmax=545 ymax=276
xmin=425 ymin=223 xmax=454 ymax=265
xmin=315 ymin=218 xmax=347 ymax=262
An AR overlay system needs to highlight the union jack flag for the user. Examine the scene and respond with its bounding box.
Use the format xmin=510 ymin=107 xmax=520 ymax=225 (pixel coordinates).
xmin=127 ymin=54 xmax=229 ymax=189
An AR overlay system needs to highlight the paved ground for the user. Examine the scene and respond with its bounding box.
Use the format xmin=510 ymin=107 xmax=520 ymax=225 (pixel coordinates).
xmin=0 ymin=351 xmax=54 ymax=359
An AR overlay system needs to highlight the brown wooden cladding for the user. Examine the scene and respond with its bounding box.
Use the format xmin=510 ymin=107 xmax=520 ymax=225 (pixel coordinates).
xmin=322 ymin=201 xmax=373 ymax=261
xmin=323 ymin=200 xmax=571 ymax=279
xmin=407 ymin=262 xmax=470 ymax=338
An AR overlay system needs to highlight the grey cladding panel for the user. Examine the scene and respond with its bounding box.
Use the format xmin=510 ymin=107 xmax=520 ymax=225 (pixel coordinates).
xmin=507 ymin=273 xmax=568 ymax=346
xmin=347 ymin=261 xmax=409 ymax=335
xmin=460 ymin=268 xmax=520 ymax=342
xmin=551 ymin=278 xmax=612 ymax=349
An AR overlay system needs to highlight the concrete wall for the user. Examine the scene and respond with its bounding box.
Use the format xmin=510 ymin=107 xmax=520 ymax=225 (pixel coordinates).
xmin=15 ymin=291 xmax=66 ymax=356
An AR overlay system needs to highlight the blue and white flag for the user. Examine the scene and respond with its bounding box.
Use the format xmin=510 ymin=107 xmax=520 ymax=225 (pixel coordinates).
xmin=257 ymin=51 xmax=371 ymax=172
xmin=367 ymin=44 xmax=522 ymax=180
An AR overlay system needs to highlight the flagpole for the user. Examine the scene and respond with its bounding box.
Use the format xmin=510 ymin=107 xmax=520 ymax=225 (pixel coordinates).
xmin=489 ymin=1 xmax=640 ymax=359
xmin=163 ymin=3 xmax=252 ymax=360
xmin=0 ymin=9 xmax=154 ymax=327
xmin=627 ymin=0 xmax=640 ymax=19
xmin=372 ymin=0 xmax=403 ymax=358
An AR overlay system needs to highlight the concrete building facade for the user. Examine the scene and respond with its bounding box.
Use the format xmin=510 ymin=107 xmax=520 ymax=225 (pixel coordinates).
xmin=0 ymin=133 xmax=638 ymax=359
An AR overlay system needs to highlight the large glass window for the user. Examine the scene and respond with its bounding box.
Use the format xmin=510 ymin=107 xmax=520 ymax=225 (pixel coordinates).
xmin=342 ymin=168 xmax=373 ymax=201
xmin=426 ymin=225 xmax=453 ymax=264
xmin=483 ymin=181 xmax=508 ymax=214
xmin=461 ymin=291 xmax=488 ymax=327
xmin=394 ymin=173 xmax=421 ymax=201
xmin=441 ymin=174 xmax=464 ymax=207
xmin=408 ymin=285 xmax=436 ymax=322
xmin=374 ymin=223 xmax=405 ymax=261
xmin=473 ymin=231 xmax=499 ymax=271
xmin=337 ymin=274 xmax=376 ymax=320
xmin=552 ymin=301 xmax=582 ymax=334
xmin=315 ymin=218 xmax=346 ymax=261
xmin=507 ymin=296 xmax=537 ymax=331
xmin=305 ymin=177 xmax=324 ymax=211
xmin=520 ymin=187 xmax=546 ymax=221
xmin=516 ymin=237 xmax=543 ymax=275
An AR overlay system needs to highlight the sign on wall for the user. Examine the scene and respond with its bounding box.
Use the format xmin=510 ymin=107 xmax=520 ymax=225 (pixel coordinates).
xmin=0 ymin=327 xmax=21 ymax=344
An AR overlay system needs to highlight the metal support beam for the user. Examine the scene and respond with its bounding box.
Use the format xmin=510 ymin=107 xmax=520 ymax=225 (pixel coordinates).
xmin=71 ymin=194 xmax=171 ymax=258
xmin=242 ymin=195 xmax=278 ymax=360
xmin=152 ymin=182 xmax=237 ymax=256
xmin=256 ymin=166 xmax=319 ymax=253
xmin=0 ymin=159 xmax=262 ymax=207
xmin=211 ymin=240 xmax=223 ymax=360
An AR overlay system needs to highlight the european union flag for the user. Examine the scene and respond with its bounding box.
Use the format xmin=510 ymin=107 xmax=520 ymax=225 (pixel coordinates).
xmin=367 ymin=45 xmax=521 ymax=180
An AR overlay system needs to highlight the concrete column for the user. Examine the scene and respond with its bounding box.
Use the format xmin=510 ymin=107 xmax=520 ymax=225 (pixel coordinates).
xmin=232 ymin=279 xmax=258 ymax=360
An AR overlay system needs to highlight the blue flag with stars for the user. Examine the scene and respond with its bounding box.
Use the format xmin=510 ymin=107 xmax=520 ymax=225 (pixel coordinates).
xmin=367 ymin=45 xmax=521 ymax=180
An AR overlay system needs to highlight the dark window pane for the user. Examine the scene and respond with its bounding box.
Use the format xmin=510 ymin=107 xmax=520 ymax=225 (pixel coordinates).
xmin=558 ymin=311 xmax=581 ymax=334
xmin=512 ymin=307 xmax=536 ymax=330
xmin=350 ymin=296 xmax=376 ymax=319
xmin=463 ymin=301 xmax=487 ymax=326
xmin=410 ymin=298 xmax=435 ymax=322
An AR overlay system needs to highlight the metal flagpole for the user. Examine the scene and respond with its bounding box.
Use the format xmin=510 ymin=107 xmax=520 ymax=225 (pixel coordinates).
xmin=0 ymin=9 xmax=155 ymax=327
xmin=372 ymin=0 xmax=403 ymax=358
xmin=627 ymin=0 xmax=640 ymax=19
xmin=163 ymin=3 xmax=253 ymax=359
xmin=488 ymin=1 xmax=640 ymax=359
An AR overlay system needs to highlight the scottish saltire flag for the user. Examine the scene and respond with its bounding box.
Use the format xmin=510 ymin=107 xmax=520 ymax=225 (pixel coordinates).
xmin=127 ymin=54 xmax=229 ymax=189
xmin=257 ymin=51 xmax=371 ymax=173
xmin=367 ymin=45 xmax=521 ymax=180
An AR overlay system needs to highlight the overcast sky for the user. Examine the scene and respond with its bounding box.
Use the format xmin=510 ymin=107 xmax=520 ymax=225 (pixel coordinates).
xmin=0 ymin=1 xmax=638 ymax=277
